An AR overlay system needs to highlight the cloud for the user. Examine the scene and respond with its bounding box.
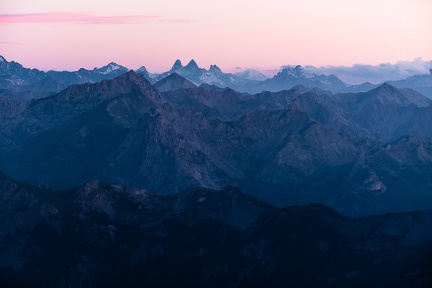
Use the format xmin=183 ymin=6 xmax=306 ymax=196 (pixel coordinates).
xmin=302 ymin=58 xmax=432 ymax=84
xmin=0 ymin=12 xmax=192 ymax=25
xmin=0 ymin=41 xmax=26 ymax=45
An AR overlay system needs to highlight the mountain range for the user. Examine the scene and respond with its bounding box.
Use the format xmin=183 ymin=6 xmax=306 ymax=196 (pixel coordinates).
xmin=2 ymin=71 xmax=432 ymax=217
xmin=2 ymin=56 xmax=432 ymax=287
xmin=2 ymin=56 xmax=432 ymax=99
xmin=0 ymin=173 xmax=431 ymax=287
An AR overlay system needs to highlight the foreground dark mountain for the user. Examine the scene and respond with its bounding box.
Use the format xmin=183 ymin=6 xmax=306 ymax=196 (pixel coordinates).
xmin=0 ymin=174 xmax=431 ymax=288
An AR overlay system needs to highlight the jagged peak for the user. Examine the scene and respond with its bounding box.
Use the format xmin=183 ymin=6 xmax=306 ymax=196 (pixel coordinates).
xmin=0 ymin=55 xmax=6 ymax=62
xmin=185 ymin=59 xmax=199 ymax=70
xmin=172 ymin=59 xmax=183 ymax=70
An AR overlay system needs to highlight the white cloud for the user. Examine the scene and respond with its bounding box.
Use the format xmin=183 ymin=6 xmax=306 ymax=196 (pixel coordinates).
xmin=302 ymin=58 xmax=432 ymax=84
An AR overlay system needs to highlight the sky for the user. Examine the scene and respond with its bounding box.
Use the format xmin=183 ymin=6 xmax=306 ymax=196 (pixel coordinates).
xmin=0 ymin=0 xmax=431 ymax=76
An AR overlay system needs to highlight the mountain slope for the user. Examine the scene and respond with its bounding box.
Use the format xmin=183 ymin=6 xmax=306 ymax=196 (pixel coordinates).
xmin=333 ymin=83 xmax=432 ymax=141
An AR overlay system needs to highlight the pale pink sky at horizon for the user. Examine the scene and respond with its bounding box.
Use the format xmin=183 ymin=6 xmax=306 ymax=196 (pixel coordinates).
xmin=0 ymin=0 xmax=431 ymax=74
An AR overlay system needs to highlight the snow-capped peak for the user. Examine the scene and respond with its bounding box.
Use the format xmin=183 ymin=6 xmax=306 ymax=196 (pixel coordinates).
xmin=96 ymin=62 xmax=126 ymax=75
xmin=235 ymin=69 xmax=268 ymax=81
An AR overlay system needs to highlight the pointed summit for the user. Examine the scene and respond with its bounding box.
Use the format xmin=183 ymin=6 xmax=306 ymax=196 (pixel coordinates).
xmin=185 ymin=59 xmax=199 ymax=70
xmin=0 ymin=55 xmax=6 ymax=62
xmin=172 ymin=59 xmax=183 ymax=70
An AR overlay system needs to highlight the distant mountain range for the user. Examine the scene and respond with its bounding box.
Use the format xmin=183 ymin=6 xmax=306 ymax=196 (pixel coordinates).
xmin=2 ymin=71 xmax=432 ymax=217
xmin=2 ymin=55 xmax=432 ymax=99
xmin=0 ymin=173 xmax=431 ymax=287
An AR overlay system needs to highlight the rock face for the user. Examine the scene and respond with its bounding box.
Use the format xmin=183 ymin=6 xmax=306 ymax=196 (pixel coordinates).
xmin=0 ymin=176 xmax=431 ymax=287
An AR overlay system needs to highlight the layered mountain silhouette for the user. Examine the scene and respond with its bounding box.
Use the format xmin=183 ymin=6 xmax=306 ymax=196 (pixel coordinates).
xmin=2 ymin=57 xmax=432 ymax=287
xmin=2 ymin=56 xmax=432 ymax=98
xmin=0 ymin=56 xmax=136 ymax=99
xmin=2 ymin=71 xmax=432 ymax=216
xmin=0 ymin=174 xmax=431 ymax=287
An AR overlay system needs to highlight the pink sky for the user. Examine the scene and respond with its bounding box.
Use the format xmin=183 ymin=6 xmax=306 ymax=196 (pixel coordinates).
xmin=0 ymin=0 xmax=431 ymax=73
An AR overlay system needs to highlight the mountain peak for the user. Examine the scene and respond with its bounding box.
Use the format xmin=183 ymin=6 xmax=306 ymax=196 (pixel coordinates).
xmin=172 ymin=59 xmax=183 ymax=70
xmin=209 ymin=64 xmax=222 ymax=74
xmin=136 ymin=66 xmax=148 ymax=73
xmin=0 ymin=55 xmax=6 ymax=62
xmin=108 ymin=70 xmax=151 ymax=87
xmin=185 ymin=59 xmax=199 ymax=70
xmin=107 ymin=61 xmax=119 ymax=66
xmin=377 ymin=82 xmax=397 ymax=91
xmin=95 ymin=62 xmax=127 ymax=74
xmin=235 ymin=69 xmax=268 ymax=81
xmin=154 ymin=72 xmax=197 ymax=92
